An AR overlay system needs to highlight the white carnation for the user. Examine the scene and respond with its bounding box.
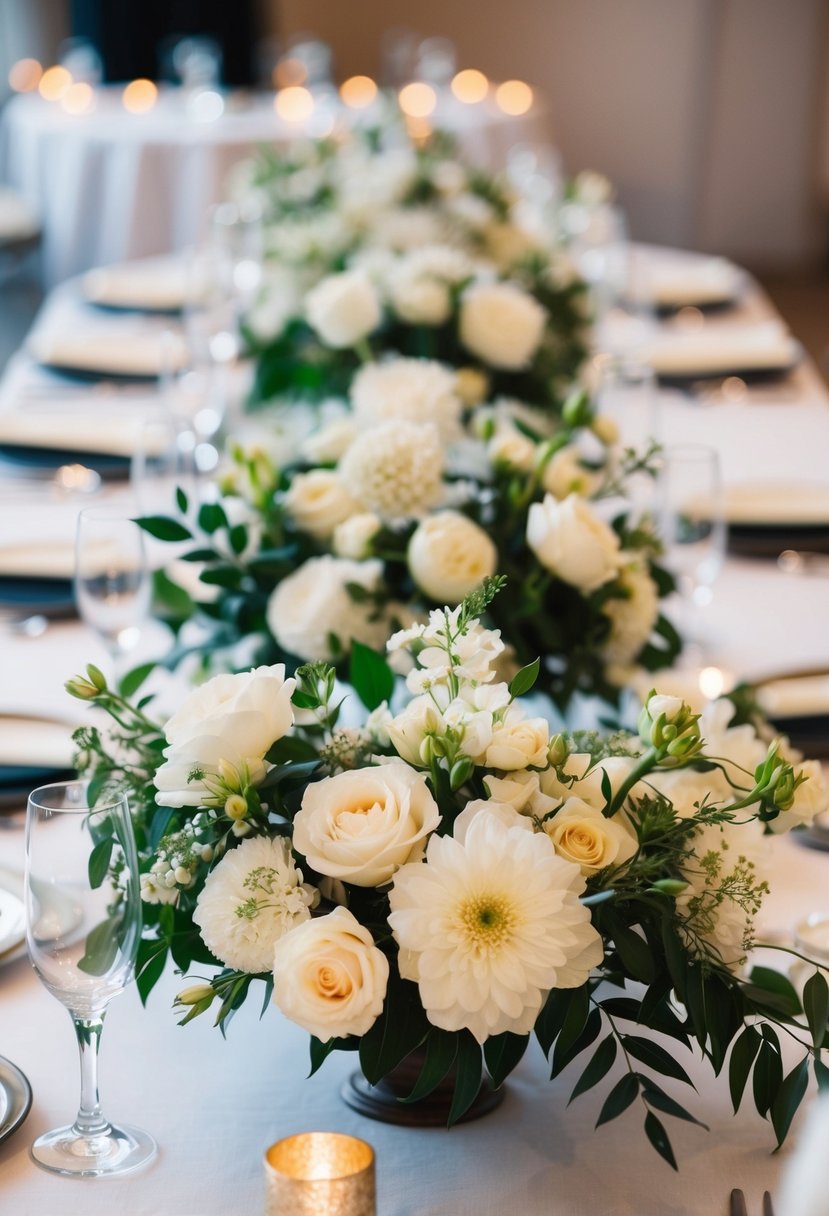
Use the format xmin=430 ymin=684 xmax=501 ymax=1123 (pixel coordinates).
xmin=459 ymin=281 xmax=547 ymax=370
xmin=339 ymin=421 xmax=445 ymax=522
xmin=266 ymin=556 xmax=388 ymax=661
xmin=306 ymin=270 xmax=381 ymax=349
xmin=193 ymin=836 xmax=316 ymax=973
xmin=388 ymin=811 xmax=603 ymax=1042
xmin=407 ymin=511 xmax=497 ymax=604
xmin=350 ymin=358 xmax=463 ymax=440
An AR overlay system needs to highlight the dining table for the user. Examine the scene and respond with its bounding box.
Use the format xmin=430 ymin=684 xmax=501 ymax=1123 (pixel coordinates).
xmin=1 ymin=242 xmax=829 ymax=1214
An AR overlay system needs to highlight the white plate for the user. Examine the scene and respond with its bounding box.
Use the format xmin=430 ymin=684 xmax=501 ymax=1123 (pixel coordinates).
xmin=0 ymin=868 xmax=26 ymax=966
xmin=724 ymin=482 xmax=829 ymax=526
xmin=83 ymin=255 xmax=190 ymax=313
xmin=0 ymin=1056 xmax=33 ymax=1145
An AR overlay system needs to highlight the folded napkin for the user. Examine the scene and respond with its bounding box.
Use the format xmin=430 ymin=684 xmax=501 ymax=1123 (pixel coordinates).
xmin=0 ymin=187 xmax=39 ymax=244
xmin=0 ymin=715 xmax=76 ymax=769
xmin=776 ymin=1096 xmax=829 ymax=1216
xmin=757 ymin=674 xmax=829 ymax=720
xmin=724 ymin=481 xmax=829 ymax=525
xmin=643 ymin=321 xmax=799 ymax=377
xmin=640 ymin=257 xmax=741 ymax=309
xmin=29 ymin=327 xmax=188 ymax=378
xmin=83 ymin=255 xmax=191 ymax=312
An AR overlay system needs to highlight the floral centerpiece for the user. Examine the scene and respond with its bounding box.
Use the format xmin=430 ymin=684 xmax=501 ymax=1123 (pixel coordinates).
xmin=144 ymin=381 xmax=676 ymax=709
xmin=69 ymin=581 xmax=829 ymax=1164
xmin=232 ymin=128 xmax=591 ymax=410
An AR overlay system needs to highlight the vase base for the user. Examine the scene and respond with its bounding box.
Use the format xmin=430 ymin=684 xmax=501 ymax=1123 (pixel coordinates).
xmin=340 ymin=1070 xmax=505 ymax=1127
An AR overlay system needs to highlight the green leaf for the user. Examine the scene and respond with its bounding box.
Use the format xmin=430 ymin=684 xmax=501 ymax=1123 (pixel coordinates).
xmin=803 ymin=971 xmax=829 ymax=1052
xmin=752 ymin=1037 xmax=783 ymax=1119
xmin=260 ymin=976 xmax=274 ymax=1018
xmin=641 ymin=1080 xmax=708 ymax=1128
xmin=175 ymin=486 xmax=188 ymax=514
xmin=229 ymin=524 xmax=248 ymax=555
xmin=622 ymin=1036 xmax=694 ymax=1087
xmin=483 ymin=1032 xmax=529 ymax=1090
xmin=611 ymin=922 xmax=656 ymax=984
xmin=180 ymin=547 xmax=222 ymax=563
xmin=265 ymin=736 xmax=320 ymax=765
xmin=135 ymin=515 xmax=193 ymax=542
xmin=569 ymin=1035 xmax=617 ymax=1104
xmin=746 ymin=966 xmax=802 ymax=1018
xmin=152 ymin=568 xmax=195 ymax=621
xmin=552 ymin=1007 xmax=601 ymax=1078
xmin=551 ymin=984 xmax=589 ymax=1064
xmin=135 ymin=939 xmax=168 ymax=1005
xmin=118 ymin=661 xmax=156 ymax=699
xmin=596 ymin=1072 xmax=639 ymax=1127
xmin=309 ymin=1034 xmax=352 ymax=1077
xmin=358 ymin=969 xmax=429 ymax=1085
xmin=199 ymin=565 xmax=242 ymax=590
xmin=349 ymin=640 xmax=394 ymax=712
xmin=535 ymin=988 xmax=571 ymax=1057
xmin=508 ymin=657 xmax=540 ymax=699
xmin=402 ymin=1030 xmax=458 ymax=1104
xmin=77 ymin=915 xmax=122 ymax=976
xmin=729 ymin=1024 xmax=762 ymax=1113
xmin=644 ymin=1111 xmax=677 ymax=1170
xmin=197 ymin=502 xmax=228 ymax=535
xmin=87 ymin=838 xmax=113 ymax=889
xmin=815 ymin=1057 xmax=829 ymax=1092
xmin=770 ymin=1057 xmax=809 ymax=1147
xmin=661 ymin=922 xmax=687 ymax=996
xmin=447 ymin=1032 xmax=483 ymax=1127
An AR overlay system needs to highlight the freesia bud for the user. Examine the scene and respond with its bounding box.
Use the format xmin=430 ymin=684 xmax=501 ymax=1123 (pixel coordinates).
xmin=175 ymin=984 xmax=215 ymax=1007
xmin=86 ymin=664 xmax=107 ymax=691
xmin=562 ymin=388 xmax=593 ymax=429
xmin=65 ymin=676 xmax=99 ymax=701
xmin=548 ymin=733 xmax=569 ymax=767
xmin=225 ymin=794 xmax=248 ymax=820
xmin=217 ymin=758 xmax=239 ymax=789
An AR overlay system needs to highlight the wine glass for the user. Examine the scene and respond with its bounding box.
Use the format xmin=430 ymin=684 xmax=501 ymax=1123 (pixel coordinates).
xmin=130 ymin=410 xmax=198 ymax=516
xmin=657 ymin=443 xmax=726 ymax=659
xmin=75 ymin=508 xmax=151 ymax=672
xmin=25 ymin=780 xmax=156 ymax=1176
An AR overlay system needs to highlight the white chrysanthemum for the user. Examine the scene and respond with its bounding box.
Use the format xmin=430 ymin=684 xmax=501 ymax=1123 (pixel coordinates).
xmin=388 ymin=811 xmax=604 ymax=1042
xmin=266 ymin=556 xmax=388 ymax=662
xmin=676 ymin=822 xmax=769 ymax=971
xmin=193 ymin=835 xmax=317 ymax=973
xmin=339 ymin=421 xmax=445 ymax=522
xmin=350 ymin=358 xmax=463 ymax=441
xmin=600 ymin=560 xmax=660 ymax=665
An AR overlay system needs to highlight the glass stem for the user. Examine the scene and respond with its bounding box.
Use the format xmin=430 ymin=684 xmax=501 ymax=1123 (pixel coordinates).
xmin=72 ymin=1013 xmax=110 ymax=1138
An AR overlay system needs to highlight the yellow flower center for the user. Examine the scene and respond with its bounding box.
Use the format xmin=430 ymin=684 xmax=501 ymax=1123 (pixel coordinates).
xmin=458 ymin=893 xmax=517 ymax=951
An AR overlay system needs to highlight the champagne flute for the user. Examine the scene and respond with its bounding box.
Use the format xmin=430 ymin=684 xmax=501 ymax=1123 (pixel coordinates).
xmin=657 ymin=443 xmax=726 ymax=660
xmin=75 ymin=508 xmax=151 ymax=673
xmin=25 ymin=781 xmax=156 ymax=1176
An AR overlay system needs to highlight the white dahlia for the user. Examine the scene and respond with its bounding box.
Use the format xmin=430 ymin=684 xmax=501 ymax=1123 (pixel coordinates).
xmin=338 ymin=421 xmax=445 ymax=522
xmin=388 ymin=811 xmax=603 ymax=1042
xmin=193 ymin=835 xmax=317 ymax=973
xmin=350 ymin=358 xmax=463 ymax=440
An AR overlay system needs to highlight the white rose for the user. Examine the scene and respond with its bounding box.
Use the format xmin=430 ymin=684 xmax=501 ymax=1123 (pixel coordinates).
xmin=266 ymin=556 xmax=388 ymax=661
xmin=386 ymin=696 xmax=443 ymax=766
xmin=540 ymin=753 xmax=641 ymax=812
xmin=293 ymin=761 xmax=441 ymax=886
xmin=333 ymin=512 xmax=382 ymax=559
xmin=542 ymin=445 xmax=601 ymax=500
xmin=407 ymin=511 xmax=497 ymax=605
xmin=543 ymin=796 xmax=638 ymax=875
xmin=527 ymin=493 xmax=621 ymax=592
xmin=485 ymin=712 xmax=551 ymax=771
xmin=459 ymin=281 xmax=547 ymax=371
xmin=488 ymin=425 xmax=537 ymax=472
xmin=306 ymin=271 xmax=381 ymax=349
xmin=154 ymin=665 xmax=294 ymax=807
xmin=485 ymin=771 xmax=557 ymax=816
xmin=390 ymin=274 xmax=451 ymax=326
xmin=283 ymin=470 xmax=364 ymax=539
xmin=272 ymin=907 xmax=389 ymax=1040
xmin=484 ymin=222 xmax=543 ymax=270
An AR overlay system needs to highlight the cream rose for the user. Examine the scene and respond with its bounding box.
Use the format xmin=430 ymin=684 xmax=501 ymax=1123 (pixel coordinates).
xmin=544 ymin=797 xmax=638 ymax=875
xmin=485 ymin=712 xmax=550 ymax=771
xmin=266 ymin=556 xmax=388 ymax=661
xmin=292 ymin=760 xmax=441 ymax=886
xmin=459 ymin=281 xmax=547 ymax=371
xmin=154 ymin=665 xmax=295 ymax=808
xmin=488 ymin=426 xmax=537 ymax=472
xmin=771 ymin=760 xmax=829 ymax=833
xmin=333 ymin=512 xmax=382 ymax=559
xmin=283 ymin=470 xmax=364 ymax=540
xmin=306 ymin=270 xmax=381 ymax=349
xmin=407 ymin=511 xmax=497 ymax=605
xmin=527 ymin=493 xmax=621 ymax=592
xmin=272 ymin=907 xmax=389 ymax=1040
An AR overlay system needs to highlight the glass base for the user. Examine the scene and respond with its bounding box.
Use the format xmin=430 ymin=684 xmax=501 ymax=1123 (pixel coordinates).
xmin=31 ymin=1121 xmax=157 ymax=1178
xmin=794 ymin=913 xmax=829 ymax=965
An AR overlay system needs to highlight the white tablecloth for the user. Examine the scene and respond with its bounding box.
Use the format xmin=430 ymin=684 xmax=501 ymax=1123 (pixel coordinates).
xmin=0 ymin=88 xmax=553 ymax=286
xmin=2 ymin=246 xmax=829 ymax=1212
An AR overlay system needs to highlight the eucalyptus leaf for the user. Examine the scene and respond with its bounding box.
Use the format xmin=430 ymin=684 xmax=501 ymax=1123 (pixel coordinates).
xmin=644 ymin=1111 xmax=677 ymax=1170
xmin=596 ymin=1072 xmax=639 ymax=1127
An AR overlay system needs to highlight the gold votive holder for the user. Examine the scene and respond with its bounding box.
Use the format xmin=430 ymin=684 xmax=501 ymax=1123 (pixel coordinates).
xmin=264 ymin=1132 xmax=376 ymax=1216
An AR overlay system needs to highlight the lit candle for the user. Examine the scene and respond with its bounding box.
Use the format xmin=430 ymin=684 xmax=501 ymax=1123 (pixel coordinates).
xmin=340 ymin=75 xmax=378 ymax=110
xmin=495 ymin=79 xmax=534 ymax=115
xmin=398 ymin=81 xmax=436 ymax=119
xmin=264 ymin=1132 xmax=375 ymax=1216
xmin=62 ymin=81 xmax=95 ymax=115
xmin=38 ymin=65 xmax=72 ymax=101
xmin=275 ymin=85 xmax=314 ymax=123
xmin=8 ymin=58 xmax=42 ymax=93
xmin=451 ymin=68 xmax=489 ymax=104
xmin=122 ymin=79 xmax=158 ymax=114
